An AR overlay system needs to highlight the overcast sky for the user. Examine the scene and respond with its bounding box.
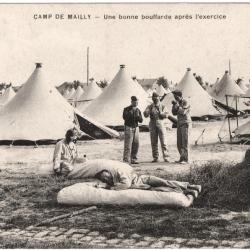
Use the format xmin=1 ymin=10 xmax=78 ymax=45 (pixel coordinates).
xmin=0 ymin=3 xmax=250 ymax=86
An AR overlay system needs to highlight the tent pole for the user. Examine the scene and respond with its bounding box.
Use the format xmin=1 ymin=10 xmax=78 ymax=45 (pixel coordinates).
xmin=226 ymin=95 xmax=232 ymax=142
xmin=236 ymin=96 xmax=239 ymax=128
xmin=87 ymin=47 xmax=89 ymax=86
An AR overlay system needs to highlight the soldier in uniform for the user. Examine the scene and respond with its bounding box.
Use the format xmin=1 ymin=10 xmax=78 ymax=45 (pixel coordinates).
xmin=144 ymin=92 xmax=170 ymax=162
xmin=172 ymin=90 xmax=192 ymax=164
xmin=123 ymin=96 xmax=143 ymax=164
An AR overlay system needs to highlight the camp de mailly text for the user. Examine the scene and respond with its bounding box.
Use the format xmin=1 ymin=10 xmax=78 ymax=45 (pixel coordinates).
xmin=33 ymin=13 xmax=226 ymax=20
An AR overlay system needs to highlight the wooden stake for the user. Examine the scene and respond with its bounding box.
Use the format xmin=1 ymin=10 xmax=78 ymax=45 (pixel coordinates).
xmin=35 ymin=206 xmax=97 ymax=227
xmin=226 ymin=95 xmax=232 ymax=142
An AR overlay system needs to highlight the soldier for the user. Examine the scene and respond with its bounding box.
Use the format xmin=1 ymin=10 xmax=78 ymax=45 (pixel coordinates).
xmin=144 ymin=92 xmax=170 ymax=162
xmin=172 ymin=90 xmax=192 ymax=164
xmin=123 ymin=96 xmax=143 ymax=164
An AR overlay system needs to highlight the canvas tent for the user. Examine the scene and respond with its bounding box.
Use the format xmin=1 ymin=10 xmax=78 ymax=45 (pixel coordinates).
xmin=0 ymin=85 xmax=16 ymax=106
xmin=72 ymin=85 xmax=84 ymax=107
xmin=234 ymin=120 xmax=250 ymax=138
xmin=77 ymin=80 xmax=102 ymax=111
xmin=210 ymin=71 xmax=244 ymax=103
xmin=175 ymin=68 xmax=221 ymax=118
xmin=63 ymin=88 xmax=70 ymax=98
xmin=84 ymin=65 xmax=150 ymax=127
xmin=0 ymin=63 xmax=119 ymax=142
xmin=154 ymin=84 xmax=169 ymax=97
xmin=67 ymin=87 xmax=76 ymax=100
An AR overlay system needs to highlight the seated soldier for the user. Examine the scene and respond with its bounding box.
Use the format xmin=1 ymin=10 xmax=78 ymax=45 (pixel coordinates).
xmin=53 ymin=128 xmax=86 ymax=175
xmin=94 ymin=167 xmax=201 ymax=198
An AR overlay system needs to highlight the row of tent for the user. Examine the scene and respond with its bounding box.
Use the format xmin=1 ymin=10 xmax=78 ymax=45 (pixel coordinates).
xmin=0 ymin=63 xmax=249 ymax=143
xmin=0 ymin=63 xmax=119 ymax=143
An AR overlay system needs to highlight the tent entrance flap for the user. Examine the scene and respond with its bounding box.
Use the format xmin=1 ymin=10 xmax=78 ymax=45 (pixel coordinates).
xmin=75 ymin=113 xmax=114 ymax=139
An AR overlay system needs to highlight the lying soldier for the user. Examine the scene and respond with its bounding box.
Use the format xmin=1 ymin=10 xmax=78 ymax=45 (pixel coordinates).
xmin=94 ymin=167 xmax=201 ymax=198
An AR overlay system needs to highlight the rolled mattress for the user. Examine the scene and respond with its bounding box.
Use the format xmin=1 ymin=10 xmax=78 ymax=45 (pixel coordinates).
xmin=57 ymin=182 xmax=193 ymax=207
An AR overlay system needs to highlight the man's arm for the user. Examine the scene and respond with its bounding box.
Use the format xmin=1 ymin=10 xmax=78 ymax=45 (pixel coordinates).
xmin=123 ymin=107 xmax=130 ymax=121
xmin=111 ymin=173 xmax=131 ymax=190
xmin=143 ymin=105 xmax=151 ymax=118
xmin=172 ymin=102 xmax=179 ymax=116
xmin=136 ymin=109 xmax=143 ymax=123
xmin=178 ymin=99 xmax=190 ymax=115
xmin=53 ymin=142 xmax=63 ymax=173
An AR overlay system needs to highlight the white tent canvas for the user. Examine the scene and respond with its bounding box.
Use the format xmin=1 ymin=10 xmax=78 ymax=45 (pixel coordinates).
xmin=175 ymin=68 xmax=220 ymax=117
xmin=77 ymin=81 xmax=102 ymax=111
xmin=67 ymin=87 xmax=76 ymax=100
xmin=0 ymin=63 xmax=119 ymax=141
xmin=155 ymin=84 xmax=168 ymax=97
xmin=63 ymin=88 xmax=70 ymax=98
xmin=210 ymin=71 xmax=245 ymax=103
xmin=208 ymin=78 xmax=220 ymax=96
xmin=234 ymin=120 xmax=250 ymax=136
xmin=0 ymin=86 xmax=16 ymax=106
xmin=84 ymin=65 xmax=150 ymax=126
xmin=72 ymin=86 xmax=84 ymax=107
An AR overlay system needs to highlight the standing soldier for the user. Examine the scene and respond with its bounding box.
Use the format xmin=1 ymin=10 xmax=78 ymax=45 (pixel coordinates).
xmin=172 ymin=90 xmax=192 ymax=164
xmin=144 ymin=92 xmax=170 ymax=162
xmin=123 ymin=96 xmax=143 ymax=164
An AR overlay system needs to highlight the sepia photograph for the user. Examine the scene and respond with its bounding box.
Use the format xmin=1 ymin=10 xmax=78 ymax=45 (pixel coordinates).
xmin=0 ymin=2 xmax=249 ymax=248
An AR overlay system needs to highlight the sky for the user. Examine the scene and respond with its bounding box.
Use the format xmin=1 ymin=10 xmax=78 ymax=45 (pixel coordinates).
xmin=0 ymin=3 xmax=250 ymax=87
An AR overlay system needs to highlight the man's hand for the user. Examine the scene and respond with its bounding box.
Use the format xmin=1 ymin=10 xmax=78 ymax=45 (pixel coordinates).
xmin=158 ymin=113 xmax=166 ymax=119
xmin=94 ymin=182 xmax=108 ymax=189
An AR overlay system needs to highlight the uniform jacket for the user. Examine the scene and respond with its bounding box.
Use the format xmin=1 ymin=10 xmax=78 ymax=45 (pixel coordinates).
xmin=172 ymin=98 xmax=192 ymax=126
xmin=123 ymin=105 xmax=143 ymax=128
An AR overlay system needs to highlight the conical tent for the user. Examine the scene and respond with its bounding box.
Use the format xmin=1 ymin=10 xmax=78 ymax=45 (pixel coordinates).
xmin=63 ymin=88 xmax=70 ymax=98
xmin=72 ymin=86 xmax=84 ymax=103
xmin=0 ymin=63 xmax=119 ymax=142
xmin=84 ymin=65 xmax=149 ymax=126
xmin=77 ymin=81 xmax=102 ymax=111
xmin=0 ymin=85 xmax=16 ymax=106
xmin=146 ymin=88 xmax=154 ymax=97
xmin=175 ymin=68 xmax=220 ymax=117
xmin=234 ymin=120 xmax=250 ymax=136
xmin=161 ymin=91 xmax=176 ymax=111
xmin=155 ymin=84 xmax=168 ymax=96
xmin=67 ymin=87 xmax=75 ymax=100
xmin=208 ymin=78 xmax=220 ymax=96
xmin=210 ymin=71 xmax=244 ymax=104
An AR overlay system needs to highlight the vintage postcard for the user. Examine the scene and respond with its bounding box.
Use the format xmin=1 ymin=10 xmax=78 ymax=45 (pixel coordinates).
xmin=0 ymin=2 xmax=249 ymax=249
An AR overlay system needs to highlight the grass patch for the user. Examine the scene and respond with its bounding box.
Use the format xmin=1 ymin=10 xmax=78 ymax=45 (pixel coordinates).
xmin=177 ymin=159 xmax=250 ymax=210
xmin=0 ymin=158 xmax=249 ymax=242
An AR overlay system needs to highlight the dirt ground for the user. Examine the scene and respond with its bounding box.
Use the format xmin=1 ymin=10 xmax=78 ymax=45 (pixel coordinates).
xmin=0 ymin=119 xmax=249 ymax=248
xmin=0 ymin=119 xmax=249 ymax=175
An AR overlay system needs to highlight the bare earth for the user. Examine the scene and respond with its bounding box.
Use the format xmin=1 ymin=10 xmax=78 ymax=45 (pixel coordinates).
xmin=0 ymin=119 xmax=248 ymax=175
xmin=0 ymin=119 xmax=249 ymax=248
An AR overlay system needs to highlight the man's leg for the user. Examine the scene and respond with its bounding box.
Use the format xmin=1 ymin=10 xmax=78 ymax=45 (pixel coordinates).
xmin=141 ymin=175 xmax=189 ymax=192
xmin=177 ymin=125 xmax=182 ymax=161
xmin=131 ymin=127 xmax=139 ymax=163
xmin=180 ymin=124 xmax=189 ymax=162
xmin=123 ymin=126 xmax=134 ymax=163
xmin=150 ymin=124 xmax=159 ymax=161
xmin=158 ymin=123 xmax=169 ymax=161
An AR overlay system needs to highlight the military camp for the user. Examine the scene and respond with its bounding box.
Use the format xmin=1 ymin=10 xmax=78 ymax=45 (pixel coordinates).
xmin=0 ymin=3 xmax=249 ymax=249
